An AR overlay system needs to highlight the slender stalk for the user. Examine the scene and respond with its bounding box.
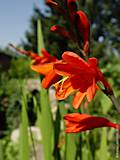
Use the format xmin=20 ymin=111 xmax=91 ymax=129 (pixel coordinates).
xmin=76 ymin=42 xmax=88 ymax=59
xmin=101 ymin=82 xmax=120 ymax=115
xmin=108 ymin=94 xmax=120 ymax=114
xmin=21 ymin=82 xmax=37 ymax=160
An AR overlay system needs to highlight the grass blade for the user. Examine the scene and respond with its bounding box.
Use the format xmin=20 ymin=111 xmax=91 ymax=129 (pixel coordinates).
xmin=19 ymin=92 xmax=29 ymax=160
xmin=37 ymin=19 xmax=45 ymax=54
xmin=40 ymin=88 xmax=54 ymax=160
xmin=0 ymin=140 xmax=4 ymax=160
xmin=96 ymin=128 xmax=111 ymax=160
xmin=37 ymin=18 xmax=54 ymax=160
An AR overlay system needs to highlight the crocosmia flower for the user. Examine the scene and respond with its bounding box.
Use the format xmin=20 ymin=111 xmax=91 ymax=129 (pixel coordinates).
xmin=46 ymin=0 xmax=65 ymax=14
xmin=9 ymin=44 xmax=60 ymax=89
xmin=64 ymin=113 xmax=120 ymax=133
xmin=49 ymin=0 xmax=90 ymax=53
xmin=67 ymin=0 xmax=78 ymax=23
xmin=54 ymin=51 xmax=112 ymax=108
xmin=50 ymin=25 xmax=71 ymax=39
xmin=75 ymin=11 xmax=90 ymax=53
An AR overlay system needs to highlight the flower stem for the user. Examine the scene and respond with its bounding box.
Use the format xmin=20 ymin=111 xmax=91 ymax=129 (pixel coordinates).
xmin=108 ymin=94 xmax=120 ymax=114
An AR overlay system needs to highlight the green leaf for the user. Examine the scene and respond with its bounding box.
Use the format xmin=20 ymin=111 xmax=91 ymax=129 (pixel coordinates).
xmin=40 ymin=88 xmax=54 ymax=160
xmin=81 ymin=132 xmax=93 ymax=160
xmin=35 ymin=88 xmax=54 ymax=160
xmin=59 ymin=100 xmax=78 ymax=160
xmin=19 ymin=92 xmax=29 ymax=160
xmin=59 ymin=101 xmax=68 ymax=117
xmin=53 ymin=108 xmax=61 ymax=159
xmin=37 ymin=19 xmax=45 ymax=55
xmin=0 ymin=140 xmax=4 ymax=160
xmin=36 ymin=18 xmax=54 ymax=160
xmin=65 ymin=134 xmax=77 ymax=160
xmin=59 ymin=101 xmax=78 ymax=160
xmin=100 ymin=93 xmax=111 ymax=114
xmin=96 ymin=128 xmax=111 ymax=160
xmin=33 ymin=96 xmax=42 ymax=130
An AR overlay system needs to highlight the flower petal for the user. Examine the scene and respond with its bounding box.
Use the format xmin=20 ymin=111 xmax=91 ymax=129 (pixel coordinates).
xmin=64 ymin=113 xmax=120 ymax=133
xmin=88 ymin=57 xmax=98 ymax=67
xmin=75 ymin=10 xmax=90 ymax=43
xmin=41 ymin=48 xmax=57 ymax=62
xmin=54 ymin=63 xmax=85 ymax=76
xmin=51 ymin=25 xmax=70 ymax=38
xmin=70 ymin=74 xmax=93 ymax=91
xmin=64 ymin=113 xmax=90 ymax=122
xmin=86 ymin=78 xmax=96 ymax=102
xmin=42 ymin=70 xmax=60 ymax=89
xmin=62 ymin=51 xmax=89 ymax=67
xmin=72 ymin=91 xmax=86 ymax=109
xmin=31 ymin=63 xmax=54 ymax=75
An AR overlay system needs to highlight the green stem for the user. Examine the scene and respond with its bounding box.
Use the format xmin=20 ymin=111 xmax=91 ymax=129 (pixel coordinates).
xmin=108 ymin=94 xmax=120 ymax=114
xmin=76 ymin=42 xmax=88 ymax=60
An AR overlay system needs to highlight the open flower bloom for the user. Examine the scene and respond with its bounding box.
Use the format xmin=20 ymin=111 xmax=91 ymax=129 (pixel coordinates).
xmin=64 ymin=113 xmax=120 ymax=133
xmin=54 ymin=51 xmax=112 ymax=108
xmin=9 ymin=44 xmax=60 ymax=89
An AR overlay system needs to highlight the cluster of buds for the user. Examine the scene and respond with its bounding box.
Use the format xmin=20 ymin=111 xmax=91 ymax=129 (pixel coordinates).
xmin=10 ymin=0 xmax=120 ymax=133
xmin=47 ymin=0 xmax=90 ymax=54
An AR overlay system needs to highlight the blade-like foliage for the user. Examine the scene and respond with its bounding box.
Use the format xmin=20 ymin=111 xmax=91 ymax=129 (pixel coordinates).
xmin=19 ymin=91 xmax=29 ymax=160
xmin=0 ymin=140 xmax=4 ymax=160
xmin=36 ymin=19 xmax=54 ymax=160
xmin=37 ymin=19 xmax=45 ymax=54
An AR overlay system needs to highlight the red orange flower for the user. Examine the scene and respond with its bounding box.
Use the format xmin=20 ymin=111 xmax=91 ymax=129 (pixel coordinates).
xmin=46 ymin=0 xmax=65 ymax=14
xmin=75 ymin=11 xmax=90 ymax=53
xmin=49 ymin=0 xmax=90 ymax=53
xmin=67 ymin=0 xmax=78 ymax=23
xmin=50 ymin=25 xmax=71 ymax=39
xmin=67 ymin=0 xmax=77 ymax=12
xmin=64 ymin=113 xmax=120 ymax=133
xmin=9 ymin=44 xmax=60 ymax=89
xmin=54 ymin=51 xmax=112 ymax=108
